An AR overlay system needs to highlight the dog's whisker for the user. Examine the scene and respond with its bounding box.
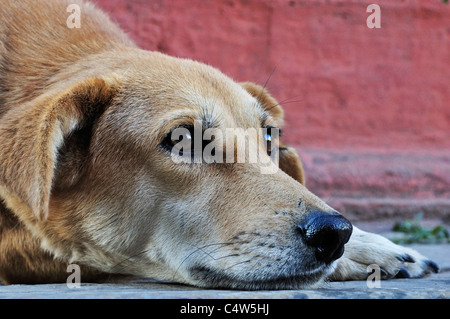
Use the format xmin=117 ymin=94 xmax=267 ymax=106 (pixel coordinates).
xmin=277 ymin=257 xmax=291 ymax=275
xmin=266 ymin=97 xmax=304 ymax=112
xmin=214 ymin=253 xmax=240 ymax=260
xmin=173 ymin=242 xmax=235 ymax=278
xmin=109 ymin=249 xmax=150 ymax=273
xmin=257 ymin=66 xmax=277 ymax=101
xmin=225 ymin=259 xmax=252 ymax=271
xmin=264 ymin=202 xmax=277 ymax=211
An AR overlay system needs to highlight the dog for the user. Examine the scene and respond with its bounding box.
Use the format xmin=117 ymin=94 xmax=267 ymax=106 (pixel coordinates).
xmin=0 ymin=0 xmax=439 ymax=289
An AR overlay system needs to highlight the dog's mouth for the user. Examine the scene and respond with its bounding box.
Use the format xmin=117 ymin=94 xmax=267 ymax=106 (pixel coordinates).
xmin=188 ymin=263 xmax=332 ymax=290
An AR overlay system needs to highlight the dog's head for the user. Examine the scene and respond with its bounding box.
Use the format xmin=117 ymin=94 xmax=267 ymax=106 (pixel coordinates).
xmin=0 ymin=51 xmax=352 ymax=289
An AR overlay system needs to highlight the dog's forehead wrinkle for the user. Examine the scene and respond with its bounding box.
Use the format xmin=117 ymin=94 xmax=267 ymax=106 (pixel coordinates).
xmin=174 ymin=70 xmax=262 ymax=126
xmin=196 ymin=95 xmax=261 ymax=130
xmin=123 ymin=61 xmax=263 ymax=130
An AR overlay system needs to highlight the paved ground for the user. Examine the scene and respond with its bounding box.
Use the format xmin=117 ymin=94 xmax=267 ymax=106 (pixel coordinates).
xmin=1 ymin=272 xmax=449 ymax=299
xmin=1 ymin=233 xmax=448 ymax=299
xmin=0 ymin=266 xmax=448 ymax=299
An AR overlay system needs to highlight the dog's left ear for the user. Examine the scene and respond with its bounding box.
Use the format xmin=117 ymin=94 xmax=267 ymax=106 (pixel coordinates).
xmin=0 ymin=77 xmax=119 ymax=221
xmin=240 ymin=82 xmax=305 ymax=185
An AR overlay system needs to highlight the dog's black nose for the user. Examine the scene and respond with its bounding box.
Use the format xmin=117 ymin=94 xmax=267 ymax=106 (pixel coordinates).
xmin=298 ymin=211 xmax=353 ymax=264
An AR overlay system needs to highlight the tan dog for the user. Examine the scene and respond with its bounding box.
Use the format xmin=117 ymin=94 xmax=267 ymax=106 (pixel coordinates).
xmin=0 ymin=0 xmax=438 ymax=289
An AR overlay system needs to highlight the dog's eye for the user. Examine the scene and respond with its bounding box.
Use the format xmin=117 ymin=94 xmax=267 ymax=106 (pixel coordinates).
xmin=263 ymin=127 xmax=281 ymax=156
xmin=264 ymin=131 xmax=272 ymax=155
xmin=162 ymin=125 xmax=195 ymax=156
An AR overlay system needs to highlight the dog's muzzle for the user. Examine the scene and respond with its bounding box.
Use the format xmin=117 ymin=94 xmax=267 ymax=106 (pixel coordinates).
xmin=298 ymin=211 xmax=353 ymax=264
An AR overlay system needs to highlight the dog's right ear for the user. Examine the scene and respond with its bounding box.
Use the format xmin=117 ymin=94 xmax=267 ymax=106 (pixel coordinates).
xmin=241 ymin=81 xmax=306 ymax=185
xmin=0 ymin=77 xmax=119 ymax=221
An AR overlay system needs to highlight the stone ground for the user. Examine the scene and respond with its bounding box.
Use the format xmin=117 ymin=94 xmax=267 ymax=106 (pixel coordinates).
xmin=1 ymin=221 xmax=449 ymax=299
xmin=0 ymin=262 xmax=448 ymax=299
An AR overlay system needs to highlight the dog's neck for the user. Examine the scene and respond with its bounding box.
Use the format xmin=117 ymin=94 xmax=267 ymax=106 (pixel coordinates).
xmin=0 ymin=201 xmax=106 ymax=284
xmin=0 ymin=201 xmax=65 ymax=284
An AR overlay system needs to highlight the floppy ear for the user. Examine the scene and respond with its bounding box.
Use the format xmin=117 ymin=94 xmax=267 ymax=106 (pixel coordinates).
xmin=240 ymin=81 xmax=284 ymax=127
xmin=0 ymin=78 xmax=118 ymax=221
xmin=277 ymin=142 xmax=306 ymax=185
xmin=240 ymin=81 xmax=306 ymax=185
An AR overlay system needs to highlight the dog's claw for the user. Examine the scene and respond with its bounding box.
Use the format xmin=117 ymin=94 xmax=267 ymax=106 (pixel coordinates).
xmin=379 ymin=268 xmax=390 ymax=279
xmin=395 ymin=267 xmax=412 ymax=278
xmin=396 ymin=254 xmax=415 ymax=263
xmin=425 ymin=260 xmax=440 ymax=273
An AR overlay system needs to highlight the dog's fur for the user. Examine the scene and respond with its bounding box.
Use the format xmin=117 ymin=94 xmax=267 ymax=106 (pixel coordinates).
xmin=0 ymin=0 xmax=438 ymax=289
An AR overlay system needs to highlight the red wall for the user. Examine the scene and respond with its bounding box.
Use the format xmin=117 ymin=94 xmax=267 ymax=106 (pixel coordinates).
xmin=92 ymin=0 xmax=450 ymax=220
xmin=93 ymin=0 xmax=449 ymax=151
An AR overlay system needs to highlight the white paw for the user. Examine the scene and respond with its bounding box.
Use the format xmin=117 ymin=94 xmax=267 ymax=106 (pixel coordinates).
xmin=329 ymin=226 xmax=439 ymax=281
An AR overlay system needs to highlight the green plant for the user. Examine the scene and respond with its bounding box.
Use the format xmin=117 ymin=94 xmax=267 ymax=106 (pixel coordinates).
xmin=392 ymin=213 xmax=450 ymax=244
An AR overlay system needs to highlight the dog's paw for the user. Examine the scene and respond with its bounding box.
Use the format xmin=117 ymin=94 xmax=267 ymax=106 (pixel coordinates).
xmin=329 ymin=226 xmax=439 ymax=281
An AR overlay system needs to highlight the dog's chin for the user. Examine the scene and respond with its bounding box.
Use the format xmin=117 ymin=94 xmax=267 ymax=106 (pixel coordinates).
xmin=188 ymin=264 xmax=333 ymax=290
